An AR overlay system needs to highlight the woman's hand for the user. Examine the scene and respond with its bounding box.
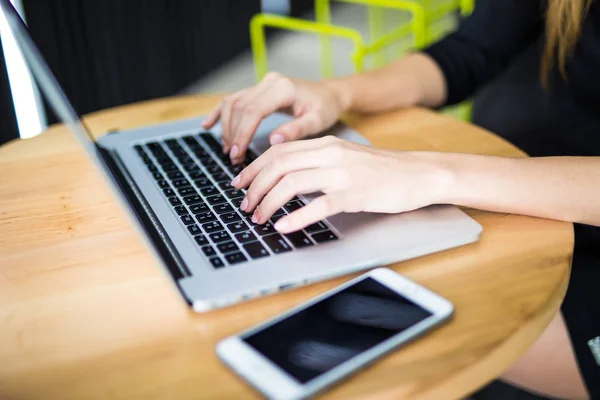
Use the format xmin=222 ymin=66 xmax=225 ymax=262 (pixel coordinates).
xmin=202 ymin=72 xmax=350 ymax=164
xmin=230 ymin=136 xmax=453 ymax=233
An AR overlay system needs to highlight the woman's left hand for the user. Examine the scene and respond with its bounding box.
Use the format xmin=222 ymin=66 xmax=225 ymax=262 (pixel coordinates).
xmin=230 ymin=136 xmax=453 ymax=233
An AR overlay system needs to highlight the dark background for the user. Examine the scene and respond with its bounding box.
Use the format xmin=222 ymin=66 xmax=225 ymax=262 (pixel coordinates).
xmin=0 ymin=0 xmax=313 ymax=145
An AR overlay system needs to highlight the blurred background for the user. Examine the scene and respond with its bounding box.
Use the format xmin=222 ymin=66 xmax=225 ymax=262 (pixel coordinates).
xmin=0 ymin=0 xmax=461 ymax=145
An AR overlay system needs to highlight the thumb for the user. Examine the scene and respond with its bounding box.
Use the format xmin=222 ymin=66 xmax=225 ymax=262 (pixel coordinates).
xmin=269 ymin=113 xmax=320 ymax=145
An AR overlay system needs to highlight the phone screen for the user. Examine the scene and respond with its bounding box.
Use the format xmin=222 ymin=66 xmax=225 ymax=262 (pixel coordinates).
xmin=242 ymin=277 xmax=433 ymax=384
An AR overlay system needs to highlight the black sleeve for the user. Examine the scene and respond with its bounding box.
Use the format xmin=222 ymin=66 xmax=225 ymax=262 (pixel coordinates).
xmin=422 ymin=0 xmax=544 ymax=106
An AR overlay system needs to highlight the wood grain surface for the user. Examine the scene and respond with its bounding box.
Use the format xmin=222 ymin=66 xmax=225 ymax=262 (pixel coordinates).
xmin=0 ymin=95 xmax=573 ymax=400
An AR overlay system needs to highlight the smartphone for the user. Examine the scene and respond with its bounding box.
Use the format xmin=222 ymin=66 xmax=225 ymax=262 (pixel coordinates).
xmin=216 ymin=268 xmax=454 ymax=400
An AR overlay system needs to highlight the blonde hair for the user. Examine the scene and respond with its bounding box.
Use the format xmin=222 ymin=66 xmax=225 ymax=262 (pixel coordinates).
xmin=542 ymin=0 xmax=592 ymax=87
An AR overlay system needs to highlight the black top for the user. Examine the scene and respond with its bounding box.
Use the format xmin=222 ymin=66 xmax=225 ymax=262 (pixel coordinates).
xmin=423 ymin=0 xmax=600 ymax=114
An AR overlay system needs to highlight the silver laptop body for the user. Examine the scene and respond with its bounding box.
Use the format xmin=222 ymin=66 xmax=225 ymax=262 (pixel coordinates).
xmin=1 ymin=0 xmax=482 ymax=312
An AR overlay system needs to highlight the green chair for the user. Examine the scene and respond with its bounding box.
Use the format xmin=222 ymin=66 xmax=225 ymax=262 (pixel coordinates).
xmin=249 ymin=0 xmax=475 ymax=119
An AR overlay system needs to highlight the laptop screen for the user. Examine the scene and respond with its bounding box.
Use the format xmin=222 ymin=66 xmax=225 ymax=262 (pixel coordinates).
xmin=0 ymin=0 xmax=98 ymax=150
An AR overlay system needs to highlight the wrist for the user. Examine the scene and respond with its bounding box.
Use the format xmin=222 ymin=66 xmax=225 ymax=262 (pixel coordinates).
xmin=324 ymin=78 xmax=354 ymax=113
xmin=408 ymin=151 xmax=459 ymax=205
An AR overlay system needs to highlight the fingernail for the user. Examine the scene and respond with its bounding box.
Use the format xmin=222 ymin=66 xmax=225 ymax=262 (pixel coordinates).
xmin=231 ymin=175 xmax=241 ymax=187
xmin=252 ymin=209 xmax=260 ymax=223
xmin=240 ymin=197 xmax=248 ymax=211
xmin=270 ymin=133 xmax=284 ymax=145
xmin=230 ymin=145 xmax=239 ymax=160
xmin=274 ymin=219 xmax=289 ymax=231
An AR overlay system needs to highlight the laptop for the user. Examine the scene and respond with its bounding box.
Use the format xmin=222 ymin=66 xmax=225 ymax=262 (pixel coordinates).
xmin=0 ymin=0 xmax=482 ymax=312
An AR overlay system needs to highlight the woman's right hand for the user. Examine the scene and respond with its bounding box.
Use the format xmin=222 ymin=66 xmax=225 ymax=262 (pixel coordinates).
xmin=202 ymin=72 xmax=350 ymax=164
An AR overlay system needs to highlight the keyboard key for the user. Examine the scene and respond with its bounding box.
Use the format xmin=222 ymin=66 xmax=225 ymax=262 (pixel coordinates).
xmin=227 ymin=221 xmax=249 ymax=233
xmin=200 ymin=132 xmax=222 ymax=151
xmin=218 ymin=181 xmax=233 ymax=191
xmin=165 ymin=138 xmax=180 ymax=149
xmin=183 ymin=163 xmax=200 ymax=172
xmin=200 ymin=187 xmax=219 ymax=197
xmin=273 ymin=208 xmax=286 ymax=217
xmin=188 ymin=170 xmax=206 ymax=180
xmin=202 ymin=221 xmax=224 ymax=233
xmin=152 ymin=172 xmax=164 ymax=181
xmin=167 ymin=171 xmax=184 ymax=180
xmin=207 ymin=194 xmax=227 ymax=205
xmin=134 ymin=145 xmax=145 ymax=154
xmin=182 ymin=135 xmax=198 ymax=146
xmin=161 ymin=163 xmax=179 ymax=172
xmin=270 ymin=214 xmax=284 ymax=223
xmin=209 ymin=257 xmax=224 ymax=269
xmin=141 ymin=155 xmax=153 ymax=165
xmin=217 ymin=241 xmax=239 ymax=254
xmin=178 ymin=187 xmax=197 ymax=196
xmin=214 ymin=203 xmax=234 ymax=214
xmin=224 ymin=188 xmax=244 ymax=199
xmin=193 ymin=148 xmax=210 ymax=158
xmin=169 ymin=197 xmax=182 ymax=206
xmin=177 ymin=156 xmax=193 ymax=165
xmin=284 ymin=200 xmax=304 ymax=213
xmin=285 ymin=231 xmax=313 ymax=248
xmin=229 ymin=163 xmax=246 ymax=175
xmin=174 ymin=205 xmax=187 ymax=215
xmin=199 ymin=156 xmax=215 ymax=166
xmin=225 ymin=252 xmax=247 ymax=265
xmin=220 ymin=212 xmax=241 ymax=224
xmin=181 ymin=215 xmax=195 ymax=225
xmin=183 ymin=195 xmax=203 ymax=205
xmin=263 ymin=234 xmax=292 ymax=254
xmin=187 ymin=224 xmax=202 ymax=236
xmin=172 ymin=179 xmax=190 ymax=188
xmin=210 ymin=230 xmax=231 ymax=243
xmin=196 ymin=211 xmax=217 ymax=224
xmin=312 ymin=230 xmax=338 ymax=243
xmin=206 ymin=165 xmax=224 ymax=175
xmin=235 ymin=231 xmax=257 ymax=243
xmin=231 ymin=198 xmax=244 ymax=208
xmin=194 ymin=177 xmax=212 ymax=188
xmin=212 ymin=172 xmax=230 ymax=182
xmin=255 ymin=222 xmax=277 ymax=236
xmin=243 ymin=241 xmax=270 ymax=259
xmin=194 ymin=235 xmax=208 ymax=246
xmin=202 ymin=246 xmax=216 ymax=257
xmin=147 ymin=163 xmax=158 ymax=172
xmin=163 ymin=188 xmax=176 ymax=197
xmin=157 ymin=180 xmax=169 ymax=189
xmin=305 ymin=221 xmax=327 ymax=234
xmin=146 ymin=142 xmax=161 ymax=150
xmin=246 ymin=216 xmax=260 ymax=227
xmin=190 ymin=203 xmax=209 ymax=214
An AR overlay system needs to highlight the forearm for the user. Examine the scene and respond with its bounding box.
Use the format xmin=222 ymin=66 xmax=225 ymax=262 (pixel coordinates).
xmin=326 ymin=53 xmax=447 ymax=114
xmin=432 ymin=153 xmax=600 ymax=226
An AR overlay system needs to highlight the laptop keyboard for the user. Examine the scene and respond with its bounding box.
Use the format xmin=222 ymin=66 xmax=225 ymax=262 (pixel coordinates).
xmin=134 ymin=132 xmax=338 ymax=269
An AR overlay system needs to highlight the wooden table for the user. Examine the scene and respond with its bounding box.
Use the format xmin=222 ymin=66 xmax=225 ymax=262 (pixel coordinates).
xmin=0 ymin=95 xmax=573 ymax=400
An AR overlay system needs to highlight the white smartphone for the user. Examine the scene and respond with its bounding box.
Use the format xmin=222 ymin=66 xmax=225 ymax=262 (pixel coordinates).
xmin=216 ymin=268 xmax=454 ymax=400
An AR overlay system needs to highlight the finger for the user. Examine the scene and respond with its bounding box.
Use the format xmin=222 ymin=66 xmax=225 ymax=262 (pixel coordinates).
xmin=242 ymin=147 xmax=336 ymax=212
xmin=220 ymin=92 xmax=246 ymax=153
xmin=202 ymin=102 xmax=222 ymax=129
xmin=230 ymin=111 xmax=264 ymax=164
xmin=269 ymin=112 xmax=322 ymax=145
xmin=253 ymin=169 xmax=341 ymax=224
xmin=274 ymin=193 xmax=346 ymax=233
xmin=230 ymin=82 xmax=297 ymax=161
xmin=231 ymin=74 xmax=276 ymax=148
xmin=232 ymin=136 xmax=339 ymax=189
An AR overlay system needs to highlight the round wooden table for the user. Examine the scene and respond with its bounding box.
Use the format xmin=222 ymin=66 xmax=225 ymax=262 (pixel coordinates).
xmin=0 ymin=95 xmax=573 ymax=400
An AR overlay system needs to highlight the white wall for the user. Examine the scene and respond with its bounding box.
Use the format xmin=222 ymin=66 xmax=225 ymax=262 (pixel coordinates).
xmin=0 ymin=0 xmax=47 ymax=139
